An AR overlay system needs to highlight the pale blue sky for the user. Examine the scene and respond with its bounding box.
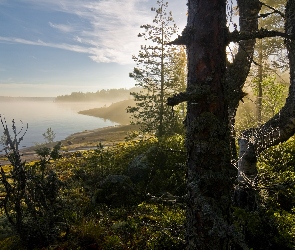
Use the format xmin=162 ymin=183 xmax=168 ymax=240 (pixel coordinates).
xmin=0 ymin=0 xmax=188 ymax=97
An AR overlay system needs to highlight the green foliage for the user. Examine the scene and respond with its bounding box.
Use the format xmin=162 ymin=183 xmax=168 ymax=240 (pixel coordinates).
xmin=232 ymin=207 xmax=280 ymax=249
xmin=252 ymin=75 xmax=288 ymax=119
xmin=258 ymin=137 xmax=295 ymax=213
xmin=235 ymin=75 xmax=288 ymax=134
xmin=64 ymin=135 xmax=186 ymax=203
xmin=0 ymin=236 xmax=25 ymax=250
xmin=233 ymin=137 xmax=295 ymax=249
xmin=5 ymin=123 xmax=295 ymax=248
xmin=256 ymin=0 xmax=287 ymax=71
xmin=93 ymin=175 xmax=137 ymax=207
xmin=29 ymin=135 xmax=186 ymax=249
xmin=64 ymin=203 xmax=185 ymax=249
xmin=0 ymin=115 xmax=186 ymax=249
xmin=127 ymin=0 xmax=186 ymax=137
xmin=0 ymin=134 xmax=7 ymax=146
xmin=0 ymin=118 xmax=67 ymax=249
xmin=42 ymin=127 xmax=56 ymax=143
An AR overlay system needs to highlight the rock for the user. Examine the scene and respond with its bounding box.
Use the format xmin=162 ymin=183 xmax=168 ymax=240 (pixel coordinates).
xmin=92 ymin=175 xmax=136 ymax=206
xmin=127 ymin=146 xmax=164 ymax=184
xmin=127 ymin=153 xmax=151 ymax=184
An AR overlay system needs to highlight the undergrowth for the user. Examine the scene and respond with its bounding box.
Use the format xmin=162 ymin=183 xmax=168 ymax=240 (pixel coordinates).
xmin=0 ymin=125 xmax=186 ymax=249
xmin=1 ymin=119 xmax=295 ymax=249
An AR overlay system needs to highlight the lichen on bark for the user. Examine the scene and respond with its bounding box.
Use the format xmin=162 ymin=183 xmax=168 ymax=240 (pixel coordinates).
xmin=184 ymin=1 xmax=236 ymax=249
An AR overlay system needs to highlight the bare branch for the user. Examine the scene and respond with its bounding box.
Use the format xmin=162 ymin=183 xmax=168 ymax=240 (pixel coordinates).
xmin=167 ymin=92 xmax=189 ymax=106
xmin=167 ymin=26 xmax=192 ymax=46
xmin=167 ymin=85 xmax=210 ymax=106
xmin=259 ymin=0 xmax=285 ymax=18
xmin=259 ymin=11 xmax=276 ymax=19
xmin=167 ymin=35 xmax=187 ymax=46
xmin=228 ymin=28 xmax=291 ymax=43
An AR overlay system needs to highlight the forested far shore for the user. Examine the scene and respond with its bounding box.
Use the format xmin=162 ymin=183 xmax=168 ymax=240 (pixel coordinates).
xmin=55 ymin=87 xmax=141 ymax=102
xmin=79 ymin=99 xmax=135 ymax=125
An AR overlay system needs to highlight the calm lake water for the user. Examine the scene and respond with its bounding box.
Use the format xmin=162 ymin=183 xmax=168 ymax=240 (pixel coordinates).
xmin=0 ymin=98 xmax=117 ymax=149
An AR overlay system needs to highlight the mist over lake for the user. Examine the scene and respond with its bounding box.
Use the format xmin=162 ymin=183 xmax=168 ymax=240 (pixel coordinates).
xmin=0 ymin=97 xmax=117 ymax=149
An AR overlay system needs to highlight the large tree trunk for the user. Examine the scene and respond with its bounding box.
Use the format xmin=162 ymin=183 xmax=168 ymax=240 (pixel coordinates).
xmin=185 ymin=1 xmax=233 ymax=249
xmin=237 ymin=0 xmax=295 ymax=208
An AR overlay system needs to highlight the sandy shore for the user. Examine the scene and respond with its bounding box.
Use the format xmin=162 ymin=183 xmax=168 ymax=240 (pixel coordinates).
xmin=0 ymin=124 xmax=140 ymax=165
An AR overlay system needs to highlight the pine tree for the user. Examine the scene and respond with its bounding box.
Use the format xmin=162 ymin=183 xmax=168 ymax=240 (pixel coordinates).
xmin=169 ymin=46 xmax=187 ymax=124
xmin=127 ymin=0 xmax=185 ymax=137
xmin=254 ymin=0 xmax=287 ymax=123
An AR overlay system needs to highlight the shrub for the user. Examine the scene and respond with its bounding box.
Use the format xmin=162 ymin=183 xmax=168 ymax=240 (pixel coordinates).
xmin=233 ymin=136 xmax=295 ymax=249
xmin=69 ymin=202 xmax=185 ymax=249
xmin=84 ymin=135 xmax=186 ymax=202
xmin=0 ymin=117 xmax=67 ymax=249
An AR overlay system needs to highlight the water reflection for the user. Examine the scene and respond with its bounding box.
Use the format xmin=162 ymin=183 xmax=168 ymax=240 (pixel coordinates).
xmin=0 ymin=99 xmax=116 ymax=148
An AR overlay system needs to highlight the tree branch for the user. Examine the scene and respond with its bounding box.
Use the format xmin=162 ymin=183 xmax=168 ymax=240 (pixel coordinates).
xmin=167 ymin=26 xmax=193 ymax=46
xmin=259 ymin=11 xmax=276 ymax=19
xmin=167 ymin=92 xmax=188 ymax=106
xmin=226 ymin=0 xmax=261 ymax=112
xmin=228 ymin=28 xmax=292 ymax=43
xmin=167 ymin=85 xmax=210 ymax=106
xmin=259 ymin=0 xmax=285 ymax=18
xmin=168 ymin=34 xmax=187 ymax=46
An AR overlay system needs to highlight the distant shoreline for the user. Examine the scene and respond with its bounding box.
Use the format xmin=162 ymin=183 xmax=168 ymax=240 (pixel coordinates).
xmin=78 ymin=99 xmax=135 ymax=125
xmin=0 ymin=124 xmax=140 ymax=165
xmin=0 ymin=98 xmax=138 ymax=164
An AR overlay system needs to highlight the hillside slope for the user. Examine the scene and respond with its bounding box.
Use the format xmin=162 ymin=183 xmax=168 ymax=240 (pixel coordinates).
xmin=78 ymin=99 xmax=136 ymax=125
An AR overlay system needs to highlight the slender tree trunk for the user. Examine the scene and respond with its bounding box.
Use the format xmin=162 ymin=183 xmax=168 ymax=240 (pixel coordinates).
xmin=159 ymin=22 xmax=165 ymax=137
xmin=237 ymin=0 xmax=295 ymax=207
xmin=257 ymin=39 xmax=263 ymax=125
xmin=185 ymin=1 xmax=233 ymax=249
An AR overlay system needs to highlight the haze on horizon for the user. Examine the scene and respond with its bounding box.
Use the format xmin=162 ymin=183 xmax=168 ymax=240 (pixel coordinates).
xmin=0 ymin=0 xmax=187 ymax=98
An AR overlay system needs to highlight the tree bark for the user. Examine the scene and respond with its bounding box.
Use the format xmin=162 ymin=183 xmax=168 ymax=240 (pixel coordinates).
xmin=168 ymin=0 xmax=292 ymax=247
xmin=226 ymin=0 xmax=261 ymax=159
xmin=185 ymin=1 xmax=233 ymax=249
xmin=257 ymin=39 xmax=263 ymax=125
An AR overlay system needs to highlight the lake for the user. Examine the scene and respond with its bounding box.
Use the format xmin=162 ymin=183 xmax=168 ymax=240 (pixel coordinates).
xmin=0 ymin=98 xmax=117 ymax=149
